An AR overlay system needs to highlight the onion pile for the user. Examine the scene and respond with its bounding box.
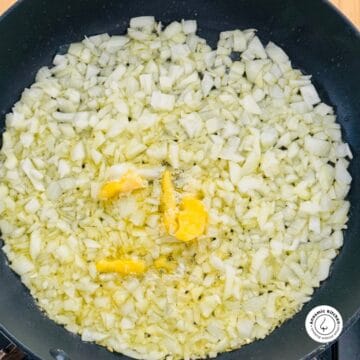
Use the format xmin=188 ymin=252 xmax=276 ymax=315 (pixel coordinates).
xmin=0 ymin=17 xmax=352 ymax=360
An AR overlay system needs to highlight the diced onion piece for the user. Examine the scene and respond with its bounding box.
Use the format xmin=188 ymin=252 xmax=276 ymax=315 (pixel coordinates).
xmin=182 ymin=20 xmax=197 ymax=34
xmin=245 ymin=60 xmax=268 ymax=83
xmin=237 ymin=319 xmax=254 ymax=338
xmin=179 ymin=113 xmax=203 ymax=138
xmin=233 ymin=30 xmax=247 ymax=52
xmin=300 ymin=84 xmax=321 ymax=106
xmin=29 ymin=231 xmax=42 ymax=259
xmin=25 ymin=198 xmax=40 ymax=214
xmin=241 ymin=94 xmax=262 ymax=114
xmin=318 ymin=258 xmax=332 ymax=281
xmin=335 ymin=159 xmax=352 ymax=185
xmin=201 ymin=73 xmax=214 ymax=97
xmin=265 ymin=42 xmax=289 ymax=63
xmin=304 ymin=136 xmax=330 ymax=157
xmin=163 ymin=21 xmax=182 ymax=39
xmin=11 ymin=256 xmax=34 ymax=275
xmin=81 ymin=329 xmax=108 ymax=342
xmin=150 ymin=91 xmax=175 ymax=111
xmin=160 ymin=170 xmax=178 ymax=234
xmin=71 ymin=142 xmax=85 ymax=161
xmin=105 ymin=36 xmax=129 ymax=53
xmin=130 ymin=16 xmax=155 ymax=29
xmin=244 ymin=36 xmax=267 ymax=59
xmin=139 ymin=74 xmax=153 ymax=95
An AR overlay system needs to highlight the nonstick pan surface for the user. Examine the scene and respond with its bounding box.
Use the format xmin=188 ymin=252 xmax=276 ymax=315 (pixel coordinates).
xmin=0 ymin=1 xmax=360 ymax=359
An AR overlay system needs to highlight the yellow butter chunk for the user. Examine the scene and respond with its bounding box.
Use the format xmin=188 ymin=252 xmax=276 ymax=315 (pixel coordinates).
xmin=98 ymin=181 xmax=124 ymax=200
xmin=99 ymin=170 xmax=145 ymax=200
xmin=96 ymin=259 xmax=146 ymax=275
xmin=154 ymin=256 xmax=175 ymax=271
xmin=116 ymin=170 xmax=146 ymax=193
xmin=160 ymin=170 xmax=178 ymax=234
xmin=175 ymin=196 xmax=207 ymax=242
xmin=160 ymin=170 xmax=208 ymax=242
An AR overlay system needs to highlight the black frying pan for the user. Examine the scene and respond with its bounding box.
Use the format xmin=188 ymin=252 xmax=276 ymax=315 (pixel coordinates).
xmin=0 ymin=0 xmax=360 ymax=359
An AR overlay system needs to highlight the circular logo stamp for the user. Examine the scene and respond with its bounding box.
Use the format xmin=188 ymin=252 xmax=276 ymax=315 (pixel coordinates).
xmin=305 ymin=305 xmax=343 ymax=343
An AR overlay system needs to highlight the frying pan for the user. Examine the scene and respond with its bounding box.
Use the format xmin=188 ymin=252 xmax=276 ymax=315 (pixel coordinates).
xmin=0 ymin=0 xmax=359 ymax=359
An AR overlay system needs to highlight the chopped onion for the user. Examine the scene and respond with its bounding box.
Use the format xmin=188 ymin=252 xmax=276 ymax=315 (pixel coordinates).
xmin=150 ymin=91 xmax=175 ymax=111
xmin=304 ymin=136 xmax=330 ymax=157
xmin=104 ymin=36 xmax=129 ymax=53
xmin=182 ymin=20 xmax=197 ymax=34
xmin=130 ymin=16 xmax=155 ymax=29
xmin=241 ymin=94 xmax=262 ymax=114
xmin=300 ymin=84 xmax=321 ymax=106
xmin=265 ymin=42 xmax=289 ymax=63
xmin=179 ymin=113 xmax=203 ymax=138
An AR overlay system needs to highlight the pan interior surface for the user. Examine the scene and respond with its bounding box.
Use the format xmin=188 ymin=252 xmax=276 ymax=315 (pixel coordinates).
xmin=0 ymin=1 xmax=359 ymax=360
